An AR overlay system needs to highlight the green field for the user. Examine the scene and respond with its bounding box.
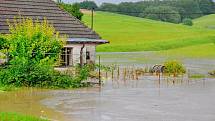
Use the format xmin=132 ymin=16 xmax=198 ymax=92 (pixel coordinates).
xmin=158 ymin=43 xmax=215 ymax=58
xmin=194 ymin=14 xmax=215 ymax=29
xmin=83 ymin=12 xmax=215 ymax=53
xmin=0 ymin=112 xmax=47 ymax=121
xmin=161 ymin=14 xmax=215 ymax=58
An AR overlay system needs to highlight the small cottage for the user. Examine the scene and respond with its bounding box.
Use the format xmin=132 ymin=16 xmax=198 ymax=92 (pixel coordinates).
xmin=0 ymin=0 xmax=109 ymax=66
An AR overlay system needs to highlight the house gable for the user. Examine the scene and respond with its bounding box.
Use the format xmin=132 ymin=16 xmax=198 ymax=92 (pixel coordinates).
xmin=0 ymin=0 xmax=100 ymax=39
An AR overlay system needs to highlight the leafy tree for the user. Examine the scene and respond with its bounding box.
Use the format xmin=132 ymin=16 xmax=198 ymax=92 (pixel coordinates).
xmin=174 ymin=0 xmax=202 ymax=19
xmin=197 ymin=0 xmax=215 ymax=15
xmin=99 ymin=3 xmax=119 ymax=12
xmin=140 ymin=6 xmax=181 ymax=23
xmin=182 ymin=18 xmax=193 ymax=26
xmin=134 ymin=1 xmax=150 ymax=13
xmin=79 ymin=1 xmax=98 ymax=10
xmin=117 ymin=2 xmax=142 ymax=16
xmin=97 ymin=0 xmax=214 ymax=23
xmin=59 ymin=3 xmax=83 ymax=20
xmin=57 ymin=0 xmax=62 ymax=3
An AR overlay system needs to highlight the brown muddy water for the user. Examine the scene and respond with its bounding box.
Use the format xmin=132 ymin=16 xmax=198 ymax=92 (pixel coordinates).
xmin=1 ymin=52 xmax=215 ymax=121
xmin=0 ymin=88 xmax=66 ymax=121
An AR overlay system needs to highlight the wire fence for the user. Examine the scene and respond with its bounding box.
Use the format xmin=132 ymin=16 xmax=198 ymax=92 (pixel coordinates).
xmin=0 ymin=51 xmax=211 ymax=87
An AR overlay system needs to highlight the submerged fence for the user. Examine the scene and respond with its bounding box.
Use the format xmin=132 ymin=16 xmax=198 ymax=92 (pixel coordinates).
xmin=0 ymin=52 xmax=209 ymax=87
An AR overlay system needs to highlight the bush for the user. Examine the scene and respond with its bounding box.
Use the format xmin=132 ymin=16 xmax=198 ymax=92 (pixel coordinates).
xmin=182 ymin=18 xmax=193 ymax=26
xmin=209 ymin=70 xmax=215 ymax=76
xmin=164 ymin=60 xmax=186 ymax=77
xmin=0 ymin=65 xmax=90 ymax=88
xmin=0 ymin=17 xmax=88 ymax=89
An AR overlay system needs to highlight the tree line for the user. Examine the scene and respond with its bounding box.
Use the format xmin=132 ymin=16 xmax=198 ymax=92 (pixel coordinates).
xmin=77 ymin=0 xmax=215 ymax=24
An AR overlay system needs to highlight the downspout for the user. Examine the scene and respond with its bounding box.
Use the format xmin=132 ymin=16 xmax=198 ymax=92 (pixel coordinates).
xmin=80 ymin=44 xmax=85 ymax=68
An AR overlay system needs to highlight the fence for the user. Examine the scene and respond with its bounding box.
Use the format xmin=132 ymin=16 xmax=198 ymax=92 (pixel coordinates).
xmin=0 ymin=52 xmax=210 ymax=87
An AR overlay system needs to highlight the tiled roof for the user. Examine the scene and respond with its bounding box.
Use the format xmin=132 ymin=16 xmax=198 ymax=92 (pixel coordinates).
xmin=67 ymin=38 xmax=109 ymax=44
xmin=0 ymin=0 xmax=101 ymax=39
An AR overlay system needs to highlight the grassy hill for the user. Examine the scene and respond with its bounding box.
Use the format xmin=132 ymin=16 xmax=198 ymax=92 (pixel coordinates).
xmin=83 ymin=11 xmax=215 ymax=52
xmin=194 ymin=14 xmax=215 ymax=29
xmin=158 ymin=43 xmax=215 ymax=58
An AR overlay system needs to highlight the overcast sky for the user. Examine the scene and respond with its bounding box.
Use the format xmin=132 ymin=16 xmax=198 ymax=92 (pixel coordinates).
xmin=62 ymin=0 xmax=215 ymax=5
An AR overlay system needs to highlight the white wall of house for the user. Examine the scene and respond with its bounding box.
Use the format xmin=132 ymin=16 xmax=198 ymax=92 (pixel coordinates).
xmin=64 ymin=43 xmax=96 ymax=66
xmin=86 ymin=44 xmax=96 ymax=63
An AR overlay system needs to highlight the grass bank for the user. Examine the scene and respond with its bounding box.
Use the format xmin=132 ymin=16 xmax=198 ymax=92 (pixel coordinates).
xmin=0 ymin=85 xmax=18 ymax=92
xmin=83 ymin=11 xmax=215 ymax=52
xmin=158 ymin=43 xmax=215 ymax=58
xmin=194 ymin=14 xmax=215 ymax=29
xmin=0 ymin=112 xmax=47 ymax=121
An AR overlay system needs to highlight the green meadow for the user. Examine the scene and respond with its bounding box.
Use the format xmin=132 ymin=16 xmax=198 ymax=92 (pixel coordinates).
xmin=0 ymin=112 xmax=47 ymax=121
xmin=83 ymin=12 xmax=215 ymax=56
xmin=194 ymin=14 xmax=215 ymax=29
xmin=158 ymin=43 xmax=215 ymax=58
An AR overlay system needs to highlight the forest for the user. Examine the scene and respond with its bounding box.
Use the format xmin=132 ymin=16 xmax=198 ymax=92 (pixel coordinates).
xmin=76 ymin=0 xmax=215 ymax=23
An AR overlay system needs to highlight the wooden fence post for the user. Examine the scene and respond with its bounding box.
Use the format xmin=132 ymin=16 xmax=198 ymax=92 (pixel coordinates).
xmin=98 ymin=56 xmax=101 ymax=86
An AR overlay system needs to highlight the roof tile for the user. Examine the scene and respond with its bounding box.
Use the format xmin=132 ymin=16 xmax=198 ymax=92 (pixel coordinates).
xmin=0 ymin=0 xmax=100 ymax=39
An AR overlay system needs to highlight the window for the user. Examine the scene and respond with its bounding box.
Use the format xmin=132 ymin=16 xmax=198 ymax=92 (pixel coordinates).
xmin=86 ymin=51 xmax=90 ymax=60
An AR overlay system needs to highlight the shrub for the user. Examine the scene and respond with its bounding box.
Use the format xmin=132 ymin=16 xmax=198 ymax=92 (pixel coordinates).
xmin=0 ymin=17 xmax=63 ymax=87
xmin=182 ymin=18 xmax=193 ymax=26
xmin=209 ymin=70 xmax=215 ymax=76
xmin=164 ymin=60 xmax=186 ymax=77
xmin=0 ymin=17 xmax=88 ymax=89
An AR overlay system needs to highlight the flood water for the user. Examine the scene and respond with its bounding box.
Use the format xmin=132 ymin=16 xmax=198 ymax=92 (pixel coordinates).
xmin=42 ymin=78 xmax=215 ymax=121
xmin=1 ymin=52 xmax=215 ymax=121
xmin=0 ymin=88 xmax=66 ymax=121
